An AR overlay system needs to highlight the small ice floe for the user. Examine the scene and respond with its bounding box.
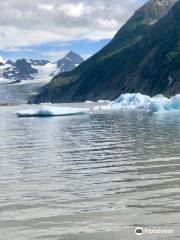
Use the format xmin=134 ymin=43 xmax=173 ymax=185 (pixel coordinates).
xmin=16 ymin=106 xmax=89 ymax=117
xmin=40 ymin=102 xmax=52 ymax=105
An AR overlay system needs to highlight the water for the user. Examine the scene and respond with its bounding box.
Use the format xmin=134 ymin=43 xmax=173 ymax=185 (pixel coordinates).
xmin=0 ymin=104 xmax=180 ymax=240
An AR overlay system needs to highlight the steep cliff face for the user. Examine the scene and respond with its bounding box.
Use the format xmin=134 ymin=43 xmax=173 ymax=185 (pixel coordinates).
xmin=34 ymin=0 xmax=179 ymax=103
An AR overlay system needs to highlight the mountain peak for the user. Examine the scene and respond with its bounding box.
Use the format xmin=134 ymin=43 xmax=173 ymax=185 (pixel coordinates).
xmin=14 ymin=58 xmax=38 ymax=76
xmin=139 ymin=0 xmax=178 ymax=24
xmin=65 ymin=51 xmax=84 ymax=61
xmin=56 ymin=51 xmax=84 ymax=73
xmin=6 ymin=60 xmax=14 ymax=65
xmin=66 ymin=51 xmax=76 ymax=56
xmin=15 ymin=58 xmax=29 ymax=65
xmin=150 ymin=0 xmax=177 ymax=6
xmin=65 ymin=51 xmax=84 ymax=66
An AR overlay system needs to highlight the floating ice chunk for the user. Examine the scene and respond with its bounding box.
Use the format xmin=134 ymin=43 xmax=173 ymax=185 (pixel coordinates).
xmin=94 ymin=93 xmax=151 ymax=111
xmin=40 ymin=102 xmax=52 ymax=105
xmin=16 ymin=106 xmax=89 ymax=117
xmin=112 ymin=93 xmax=151 ymax=110
xmin=150 ymin=94 xmax=180 ymax=113
xmin=98 ymin=100 xmax=110 ymax=103
xmin=93 ymin=93 xmax=180 ymax=113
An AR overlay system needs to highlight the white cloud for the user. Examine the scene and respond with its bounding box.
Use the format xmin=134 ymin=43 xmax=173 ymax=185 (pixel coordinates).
xmin=59 ymin=3 xmax=85 ymax=17
xmin=83 ymin=30 xmax=116 ymax=41
xmin=39 ymin=4 xmax=54 ymax=11
xmin=0 ymin=0 xmax=144 ymax=50
xmin=4 ymin=46 xmax=34 ymax=52
xmin=41 ymin=50 xmax=69 ymax=59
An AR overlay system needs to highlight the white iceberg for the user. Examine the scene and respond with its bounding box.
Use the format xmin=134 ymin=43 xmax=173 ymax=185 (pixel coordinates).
xmin=111 ymin=93 xmax=151 ymax=110
xmin=94 ymin=93 xmax=180 ymax=113
xmin=16 ymin=106 xmax=89 ymax=117
xmin=98 ymin=100 xmax=110 ymax=103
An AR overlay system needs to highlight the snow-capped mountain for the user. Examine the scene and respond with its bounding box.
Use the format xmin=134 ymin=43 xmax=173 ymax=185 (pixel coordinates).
xmin=0 ymin=52 xmax=84 ymax=83
xmin=57 ymin=51 xmax=84 ymax=73
xmin=0 ymin=59 xmax=38 ymax=82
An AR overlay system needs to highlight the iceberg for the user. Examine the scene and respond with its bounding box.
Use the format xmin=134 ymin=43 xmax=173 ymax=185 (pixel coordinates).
xmin=111 ymin=93 xmax=151 ymax=110
xmin=98 ymin=100 xmax=110 ymax=103
xmin=16 ymin=106 xmax=89 ymax=117
xmin=16 ymin=94 xmax=180 ymax=117
xmin=94 ymin=93 xmax=180 ymax=113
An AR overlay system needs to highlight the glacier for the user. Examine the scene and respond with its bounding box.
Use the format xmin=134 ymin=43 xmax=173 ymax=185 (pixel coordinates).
xmin=16 ymin=106 xmax=89 ymax=117
xmin=94 ymin=93 xmax=180 ymax=113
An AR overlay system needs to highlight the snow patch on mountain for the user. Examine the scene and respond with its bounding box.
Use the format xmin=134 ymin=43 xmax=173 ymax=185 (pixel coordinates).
xmin=0 ymin=63 xmax=15 ymax=83
xmin=32 ymin=62 xmax=58 ymax=81
xmin=0 ymin=56 xmax=6 ymax=64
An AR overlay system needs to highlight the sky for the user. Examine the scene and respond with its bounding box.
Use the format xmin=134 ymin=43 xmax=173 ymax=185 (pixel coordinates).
xmin=0 ymin=0 xmax=147 ymax=62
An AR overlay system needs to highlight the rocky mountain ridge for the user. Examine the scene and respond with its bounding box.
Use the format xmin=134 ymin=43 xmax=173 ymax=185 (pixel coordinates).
xmin=0 ymin=51 xmax=84 ymax=83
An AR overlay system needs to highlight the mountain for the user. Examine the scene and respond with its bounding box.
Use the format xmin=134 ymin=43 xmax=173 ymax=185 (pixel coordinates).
xmin=2 ymin=59 xmax=38 ymax=81
xmin=56 ymin=51 xmax=84 ymax=73
xmin=15 ymin=59 xmax=38 ymax=76
xmin=6 ymin=60 xmax=14 ymax=65
xmin=96 ymin=0 xmax=177 ymax=59
xmin=33 ymin=0 xmax=179 ymax=103
xmin=0 ymin=52 xmax=83 ymax=82
xmin=29 ymin=59 xmax=50 ymax=66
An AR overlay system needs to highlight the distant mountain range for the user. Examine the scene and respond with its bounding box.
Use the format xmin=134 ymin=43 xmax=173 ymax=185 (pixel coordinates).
xmin=0 ymin=51 xmax=84 ymax=83
xmin=33 ymin=0 xmax=180 ymax=103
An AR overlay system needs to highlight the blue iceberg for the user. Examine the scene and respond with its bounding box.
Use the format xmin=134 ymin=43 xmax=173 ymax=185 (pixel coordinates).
xmin=94 ymin=93 xmax=180 ymax=113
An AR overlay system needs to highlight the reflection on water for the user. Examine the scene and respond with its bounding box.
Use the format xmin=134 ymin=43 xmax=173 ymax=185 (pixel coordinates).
xmin=0 ymin=105 xmax=180 ymax=240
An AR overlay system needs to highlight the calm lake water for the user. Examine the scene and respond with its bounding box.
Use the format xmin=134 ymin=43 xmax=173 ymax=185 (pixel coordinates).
xmin=0 ymin=103 xmax=180 ymax=240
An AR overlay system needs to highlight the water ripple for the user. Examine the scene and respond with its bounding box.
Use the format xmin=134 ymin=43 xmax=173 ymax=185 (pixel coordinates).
xmin=0 ymin=105 xmax=180 ymax=239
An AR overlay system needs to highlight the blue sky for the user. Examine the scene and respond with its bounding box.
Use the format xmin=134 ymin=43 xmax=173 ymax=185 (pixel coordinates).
xmin=0 ymin=39 xmax=110 ymax=61
xmin=0 ymin=0 xmax=147 ymax=62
